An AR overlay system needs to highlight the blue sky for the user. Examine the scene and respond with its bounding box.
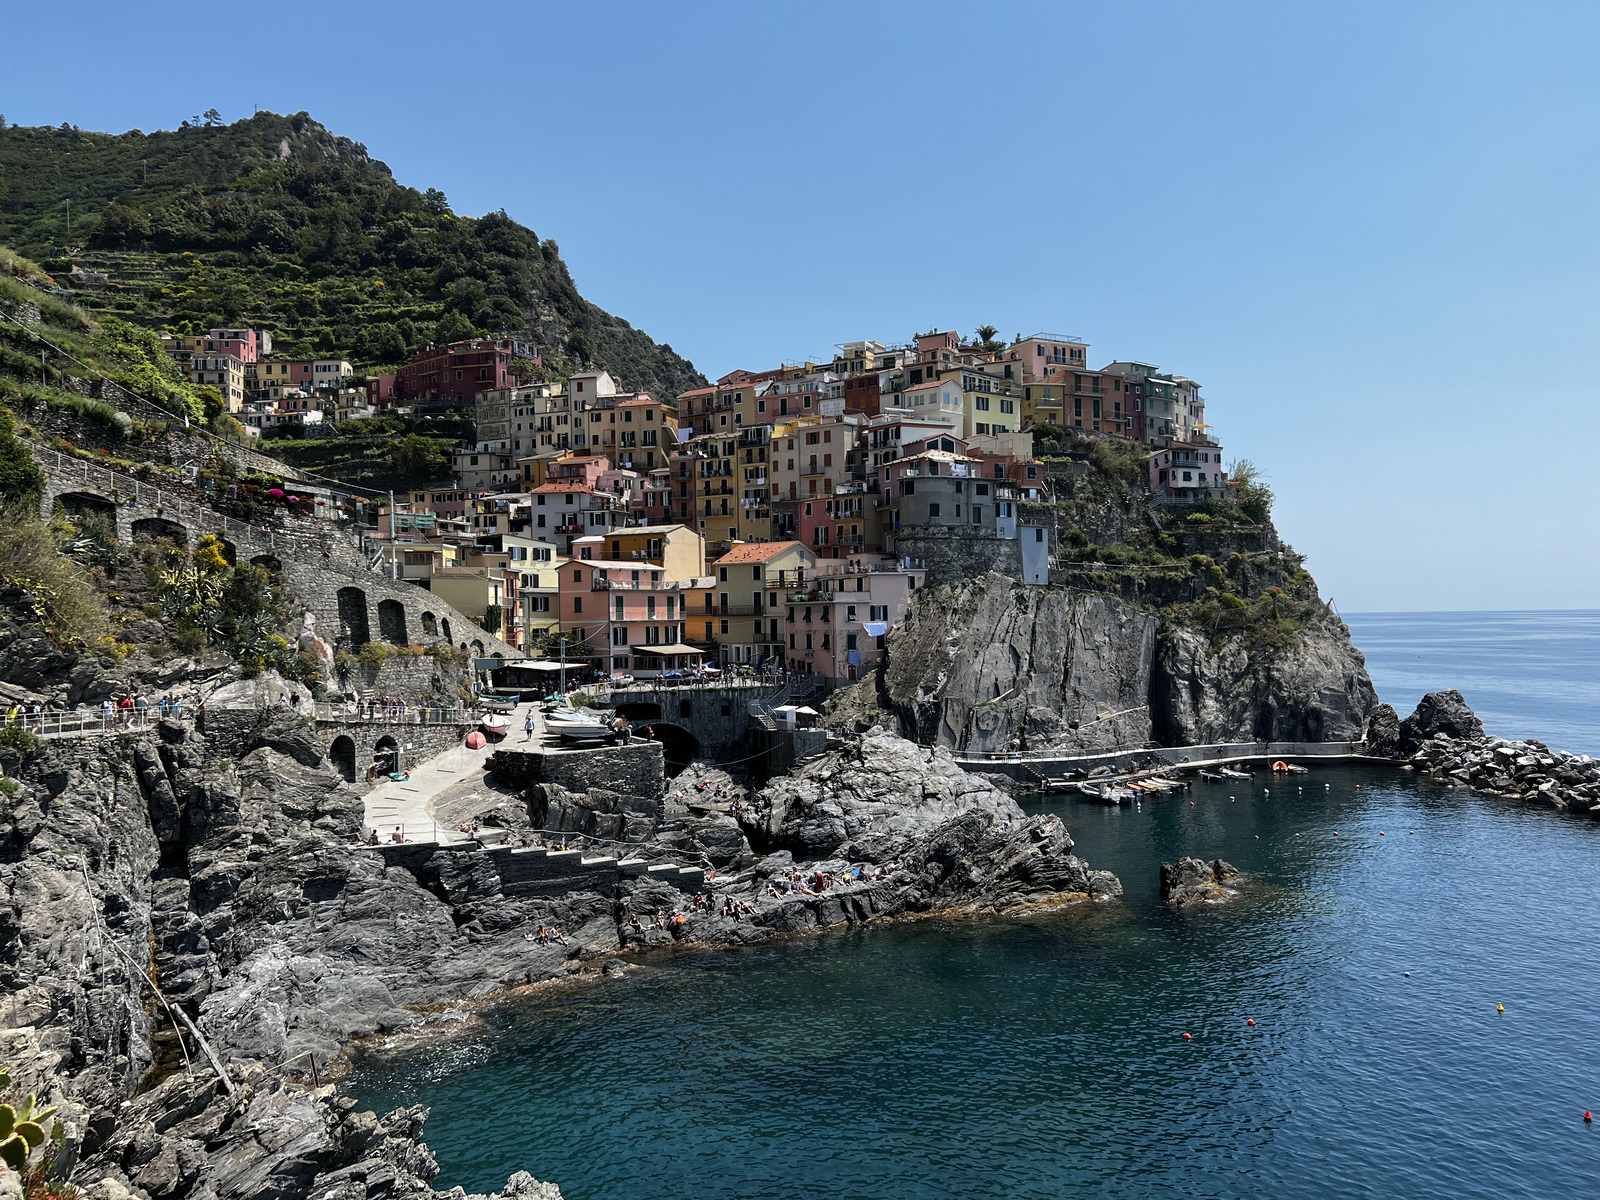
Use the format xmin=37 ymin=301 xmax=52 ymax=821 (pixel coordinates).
xmin=4 ymin=1 xmax=1598 ymax=611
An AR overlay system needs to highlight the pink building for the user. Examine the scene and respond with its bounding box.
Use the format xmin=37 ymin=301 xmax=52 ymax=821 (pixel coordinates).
xmin=201 ymin=327 xmax=264 ymax=363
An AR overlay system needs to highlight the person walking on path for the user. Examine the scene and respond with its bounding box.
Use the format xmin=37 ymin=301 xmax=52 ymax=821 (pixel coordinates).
xmin=524 ymin=710 xmax=536 ymax=741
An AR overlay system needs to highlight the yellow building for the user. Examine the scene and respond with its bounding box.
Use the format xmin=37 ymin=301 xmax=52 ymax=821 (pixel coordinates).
xmin=570 ymin=524 xmax=706 ymax=582
xmin=708 ymin=540 xmax=818 ymax=667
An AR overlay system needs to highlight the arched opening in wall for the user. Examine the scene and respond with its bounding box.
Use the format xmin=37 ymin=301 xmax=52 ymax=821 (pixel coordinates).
xmin=131 ymin=516 xmax=189 ymax=548
xmin=648 ymin=723 xmax=700 ymax=778
xmin=373 ymin=734 xmax=400 ymax=776
xmin=377 ymin=598 xmax=407 ymax=645
xmin=471 ymin=639 xmax=485 ymax=657
xmin=53 ymin=492 xmax=118 ymax=543
xmin=250 ymin=554 xmax=283 ymax=574
xmin=215 ymin=538 xmax=238 ymax=566
xmin=616 ymin=702 xmax=662 ymax=721
xmin=337 ymin=586 xmax=372 ymax=647
xmin=421 ymin=612 xmax=438 ymax=637
xmin=441 ymin=618 xmax=452 ymax=646
xmin=329 ymin=735 xmax=356 ymax=783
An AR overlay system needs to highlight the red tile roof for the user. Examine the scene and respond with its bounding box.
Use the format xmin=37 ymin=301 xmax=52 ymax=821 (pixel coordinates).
xmin=713 ymin=540 xmax=806 ymax=565
xmin=531 ymin=482 xmax=599 ymax=494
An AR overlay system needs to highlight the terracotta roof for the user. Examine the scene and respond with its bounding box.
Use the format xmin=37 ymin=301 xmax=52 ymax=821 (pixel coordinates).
xmin=904 ymin=380 xmax=943 ymax=392
xmin=677 ymin=386 xmax=716 ymax=398
xmin=531 ymin=482 xmax=599 ymax=494
xmin=713 ymin=540 xmax=806 ymax=565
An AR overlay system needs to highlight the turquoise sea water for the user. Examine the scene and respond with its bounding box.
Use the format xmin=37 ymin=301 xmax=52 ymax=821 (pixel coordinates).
xmin=352 ymin=613 xmax=1600 ymax=1199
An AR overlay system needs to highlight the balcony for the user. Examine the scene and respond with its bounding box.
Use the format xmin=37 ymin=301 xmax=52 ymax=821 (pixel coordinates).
xmin=785 ymin=589 xmax=834 ymax=603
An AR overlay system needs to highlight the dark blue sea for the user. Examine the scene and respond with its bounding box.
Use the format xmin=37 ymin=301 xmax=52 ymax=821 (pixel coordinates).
xmin=1344 ymin=610 xmax=1600 ymax=756
xmin=352 ymin=612 xmax=1600 ymax=1199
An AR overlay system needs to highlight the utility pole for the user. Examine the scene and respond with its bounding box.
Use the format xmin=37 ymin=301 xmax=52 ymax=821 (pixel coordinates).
xmin=64 ymin=199 xmax=70 ymax=242
xmin=388 ymin=490 xmax=397 ymax=579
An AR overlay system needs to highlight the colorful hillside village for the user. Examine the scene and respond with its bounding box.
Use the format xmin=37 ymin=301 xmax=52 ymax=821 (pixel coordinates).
xmin=163 ymin=326 xmax=1227 ymax=692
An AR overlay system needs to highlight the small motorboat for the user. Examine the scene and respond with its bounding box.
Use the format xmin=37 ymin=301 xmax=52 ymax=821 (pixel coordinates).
xmin=552 ymin=720 xmax=610 ymax=743
xmin=1199 ymin=770 xmax=1228 ymax=782
xmin=480 ymin=714 xmax=510 ymax=736
xmin=1077 ymin=781 xmax=1135 ymax=805
xmin=1272 ymin=761 xmax=1309 ymax=774
xmin=1219 ymin=767 xmax=1253 ymax=780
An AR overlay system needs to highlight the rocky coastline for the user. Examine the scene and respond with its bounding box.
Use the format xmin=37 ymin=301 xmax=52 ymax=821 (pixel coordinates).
xmin=0 ymin=711 xmax=1119 ymax=1200
xmin=1367 ymin=689 xmax=1600 ymax=816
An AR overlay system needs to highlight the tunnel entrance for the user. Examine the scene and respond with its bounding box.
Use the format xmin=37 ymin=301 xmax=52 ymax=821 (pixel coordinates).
xmin=648 ymin=723 xmax=700 ymax=778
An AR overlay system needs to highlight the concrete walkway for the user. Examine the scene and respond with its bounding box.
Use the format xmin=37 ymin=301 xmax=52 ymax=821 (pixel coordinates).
xmin=362 ymin=702 xmax=535 ymax=845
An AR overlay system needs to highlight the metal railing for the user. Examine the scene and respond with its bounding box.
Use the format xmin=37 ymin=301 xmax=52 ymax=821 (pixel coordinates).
xmin=311 ymin=702 xmax=482 ymax=725
xmin=6 ymin=708 xmax=194 ymax=738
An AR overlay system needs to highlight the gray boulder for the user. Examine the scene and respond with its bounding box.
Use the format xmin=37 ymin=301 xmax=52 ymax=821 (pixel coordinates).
xmin=1398 ymin=689 xmax=1484 ymax=753
xmin=1160 ymin=857 xmax=1241 ymax=906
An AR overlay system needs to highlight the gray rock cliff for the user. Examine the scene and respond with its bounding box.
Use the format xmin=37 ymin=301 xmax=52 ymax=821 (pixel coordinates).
xmin=830 ymin=572 xmax=1378 ymax=753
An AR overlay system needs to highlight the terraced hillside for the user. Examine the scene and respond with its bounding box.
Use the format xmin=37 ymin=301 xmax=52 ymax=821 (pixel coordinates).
xmin=0 ymin=111 xmax=707 ymax=397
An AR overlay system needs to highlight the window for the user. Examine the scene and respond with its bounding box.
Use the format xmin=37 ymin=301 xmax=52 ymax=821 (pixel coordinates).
xmin=753 ymin=565 xmax=763 ymax=580
xmin=573 ymin=596 xmax=583 ymax=613
xmin=1035 ymin=528 xmax=1044 ymax=542
xmin=846 ymin=604 xmax=857 ymax=622
xmin=719 ymin=566 xmax=728 ymax=581
xmin=846 ymin=633 xmax=858 ymax=650
xmin=929 ymin=502 xmax=941 ymax=516
xmin=976 ymin=483 xmax=989 ymax=496
xmin=572 ymin=569 xmax=582 ymax=581
xmin=720 ymin=619 xmax=729 ymax=634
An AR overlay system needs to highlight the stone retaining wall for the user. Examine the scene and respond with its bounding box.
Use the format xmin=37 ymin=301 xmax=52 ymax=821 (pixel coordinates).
xmin=30 ymin=443 xmax=519 ymax=661
xmin=489 ymin=742 xmax=665 ymax=799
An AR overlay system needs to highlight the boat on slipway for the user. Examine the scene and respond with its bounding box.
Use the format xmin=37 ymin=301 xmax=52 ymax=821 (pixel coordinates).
xmin=1077 ymin=781 xmax=1137 ymax=806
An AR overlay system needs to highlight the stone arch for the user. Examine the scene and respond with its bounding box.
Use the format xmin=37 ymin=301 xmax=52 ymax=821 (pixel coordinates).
xmin=216 ymin=538 xmax=238 ymax=567
xmin=421 ymin=612 xmax=438 ymax=637
xmin=615 ymin=701 xmax=662 ymax=720
xmin=648 ymin=723 xmax=699 ymax=777
xmin=373 ymin=734 xmax=399 ymax=774
xmin=337 ymin=586 xmax=371 ymax=647
xmin=250 ymin=554 xmax=283 ymax=574
xmin=377 ymin=598 xmax=407 ymax=645
xmin=441 ymin=618 xmax=452 ymax=646
xmin=54 ymin=491 xmax=118 ymax=538
xmin=131 ymin=516 xmax=188 ymax=547
xmin=329 ymin=735 xmax=357 ymax=783
xmin=471 ymin=639 xmax=485 ymax=657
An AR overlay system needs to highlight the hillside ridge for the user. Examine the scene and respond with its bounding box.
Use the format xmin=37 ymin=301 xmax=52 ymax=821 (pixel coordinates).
xmin=0 ymin=111 xmax=706 ymax=398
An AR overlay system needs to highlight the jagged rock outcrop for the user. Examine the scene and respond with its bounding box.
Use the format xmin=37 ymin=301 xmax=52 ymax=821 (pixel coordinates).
xmin=1364 ymin=703 xmax=1401 ymax=757
xmin=829 ymin=573 xmax=1157 ymax=753
xmin=1 ymin=713 xmax=579 ymax=1200
xmin=1152 ymin=610 xmax=1377 ymax=744
xmin=1159 ymin=857 xmax=1240 ymax=906
xmin=829 ymin=572 xmax=1378 ymax=753
xmin=1397 ymin=688 xmax=1483 ymax=753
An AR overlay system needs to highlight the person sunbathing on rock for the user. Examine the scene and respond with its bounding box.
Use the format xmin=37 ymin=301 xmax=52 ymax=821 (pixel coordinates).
xmin=550 ymin=926 xmax=567 ymax=945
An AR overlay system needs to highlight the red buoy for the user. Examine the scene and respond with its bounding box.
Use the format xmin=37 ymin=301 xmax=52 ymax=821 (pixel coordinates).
xmin=1183 ymin=1032 xmax=1192 ymax=1040
xmin=1379 ymin=831 xmax=1386 ymax=836
xmin=1247 ymin=1019 xmax=1256 ymax=1026
xmin=1587 ymin=1110 xmax=1593 ymax=1123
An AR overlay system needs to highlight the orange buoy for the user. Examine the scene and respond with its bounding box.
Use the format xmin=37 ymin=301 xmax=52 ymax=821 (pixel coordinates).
xmin=1586 ymin=1110 xmax=1593 ymax=1123
xmin=1182 ymin=1032 xmax=1192 ymax=1040
xmin=1247 ymin=1018 xmax=1256 ymax=1026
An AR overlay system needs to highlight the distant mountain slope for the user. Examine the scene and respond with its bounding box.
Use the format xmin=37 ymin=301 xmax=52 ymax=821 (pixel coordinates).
xmin=0 ymin=111 xmax=706 ymax=396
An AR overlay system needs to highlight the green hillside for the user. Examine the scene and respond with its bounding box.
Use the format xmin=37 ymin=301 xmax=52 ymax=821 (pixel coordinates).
xmin=0 ymin=111 xmax=706 ymax=398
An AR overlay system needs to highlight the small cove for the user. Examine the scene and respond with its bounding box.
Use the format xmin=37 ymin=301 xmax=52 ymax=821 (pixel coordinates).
xmin=352 ymin=763 xmax=1600 ymax=1199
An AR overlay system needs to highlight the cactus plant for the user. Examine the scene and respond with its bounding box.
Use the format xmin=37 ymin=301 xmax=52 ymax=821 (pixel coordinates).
xmin=0 ymin=1092 xmax=54 ymax=1171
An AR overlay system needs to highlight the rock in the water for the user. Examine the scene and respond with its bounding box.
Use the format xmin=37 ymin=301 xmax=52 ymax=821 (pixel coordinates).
xmin=1398 ymin=689 xmax=1483 ymax=753
xmin=1160 ymin=857 xmax=1241 ymax=906
xmin=1364 ymin=703 xmax=1401 ymax=757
